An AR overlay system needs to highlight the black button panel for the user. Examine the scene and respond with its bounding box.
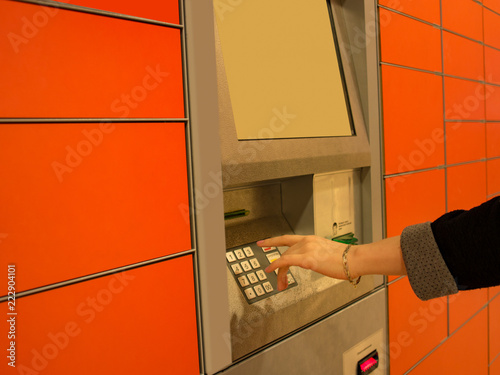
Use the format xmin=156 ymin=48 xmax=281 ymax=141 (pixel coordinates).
xmin=226 ymin=242 xmax=298 ymax=304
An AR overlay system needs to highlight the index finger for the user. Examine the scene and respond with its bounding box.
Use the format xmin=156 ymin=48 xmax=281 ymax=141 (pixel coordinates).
xmin=257 ymin=234 xmax=305 ymax=248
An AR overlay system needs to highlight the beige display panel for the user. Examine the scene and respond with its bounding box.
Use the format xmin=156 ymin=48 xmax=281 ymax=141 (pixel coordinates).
xmin=215 ymin=0 xmax=352 ymax=139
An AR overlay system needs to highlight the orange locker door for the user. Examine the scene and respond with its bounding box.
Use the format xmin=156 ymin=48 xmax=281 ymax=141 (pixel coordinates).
xmin=1 ymin=256 xmax=199 ymax=375
xmin=381 ymin=65 xmax=444 ymax=175
xmin=0 ymin=123 xmax=191 ymax=293
xmin=0 ymin=1 xmax=184 ymax=118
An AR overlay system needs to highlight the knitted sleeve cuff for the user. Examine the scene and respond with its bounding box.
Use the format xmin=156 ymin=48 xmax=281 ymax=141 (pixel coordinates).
xmin=400 ymin=222 xmax=458 ymax=301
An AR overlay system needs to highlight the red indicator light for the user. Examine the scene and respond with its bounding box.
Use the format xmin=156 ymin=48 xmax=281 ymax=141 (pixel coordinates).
xmin=357 ymin=350 xmax=379 ymax=375
xmin=360 ymin=357 xmax=377 ymax=372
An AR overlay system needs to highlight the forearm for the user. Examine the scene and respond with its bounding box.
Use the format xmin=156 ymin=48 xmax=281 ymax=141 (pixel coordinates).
xmin=349 ymin=236 xmax=407 ymax=279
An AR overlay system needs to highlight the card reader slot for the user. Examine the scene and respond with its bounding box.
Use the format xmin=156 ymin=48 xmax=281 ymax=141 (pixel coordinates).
xmin=357 ymin=350 xmax=379 ymax=375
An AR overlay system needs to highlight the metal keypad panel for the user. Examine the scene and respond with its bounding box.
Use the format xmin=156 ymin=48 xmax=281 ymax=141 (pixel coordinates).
xmin=226 ymin=242 xmax=298 ymax=304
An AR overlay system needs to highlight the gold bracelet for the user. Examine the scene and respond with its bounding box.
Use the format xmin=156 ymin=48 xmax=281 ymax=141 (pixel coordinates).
xmin=342 ymin=244 xmax=361 ymax=287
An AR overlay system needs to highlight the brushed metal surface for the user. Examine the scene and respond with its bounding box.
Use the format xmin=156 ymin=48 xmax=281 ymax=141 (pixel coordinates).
xmin=219 ymin=289 xmax=387 ymax=374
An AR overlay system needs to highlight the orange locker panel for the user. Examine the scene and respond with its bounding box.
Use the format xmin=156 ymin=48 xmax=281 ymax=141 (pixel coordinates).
xmin=485 ymin=47 xmax=500 ymax=85
xmin=444 ymin=77 xmax=485 ymax=121
xmin=484 ymin=8 xmax=500 ymax=50
xmin=388 ymin=277 xmax=447 ymax=375
xmin=382 ymin=65 xmax=444 ymax=175
xmin=487 ymin=159 xmax=500 ymax=196
xmin=484 ymin=0 xmax=500 ymax=14
xmin=385 ymin=169 xmax=446 ymax=237
xmin=0 ymin=1 xmax=184 ymax=118
xmin=53 ymin=0 xmax=180 ymax=24
xmin=445 ymin=122 xmax=485 ymax=164
xmin=491 ymin=358 xmax=500 ymax=375
xmin=487 ymin=123 xmax=500 ymax=158
xmin=378 ymin=0 xmax=440 ymax=24
xmin=0 ymin=256 xmax=199 ymax=375
xmin=490 ymin=295 xmax=500 ymax=361
xmin=409 ymin=309 xmax=488 ymax=375
xmin=443 ymin=31 xmax=484 ymax=81
xmin=448 ymin=289 xmax=488 ymax=333
xmin=447 ymin=162 xmax=487 ymax=211
xmin=0 ymin=123 xmax=191 ymax=293
xmin=379 ymin=8 xmax=441 ymax=72
xmin=485 ymin=84 xmax=500 ymax=120
xmin=442 ymin=0 xmax=483 ymax=41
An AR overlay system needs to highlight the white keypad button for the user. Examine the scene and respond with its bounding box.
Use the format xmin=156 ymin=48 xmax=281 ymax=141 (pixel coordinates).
xmin=254 ymin=284 xmax=265 ymax=296
xmin=244 ymin=287 xmax=257 ymax=299
xmin=247 ymin=272 xmax=259 ymax=284
xmin=266 ymin=251 xmax=281 ymax=264
xmin=234 ymin=249 xmax=246 ymax=260
xmin=226 ymin=251 xmax=237 ymax=262
xmin=243 ymin=246 xmax=254 ymax=257
xmin=261 ymin=246 xmax=276 ymax=252
xmin=256 ymin=270 xmax=267 ymax=281
xmin=250 ymin=258 xmax=260 ymax=269
xmin=231 ymin=263 xmax=243 ymax=275
xmin=238 ymin=275 xmax=250 ymax=287
xmin=287 ymin=274 xmax=296 ymax=285
xmin=262 ymin=282 xmax=274 ymax=293
xmin=241 ymin=261 xmax=252 ymax=272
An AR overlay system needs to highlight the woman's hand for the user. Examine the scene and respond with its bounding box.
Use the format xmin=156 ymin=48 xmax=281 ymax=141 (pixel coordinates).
xmin=258 ymin=234 xmax=406 ymax=291
xmin=257 ymin=235 xmax=354 ymax=291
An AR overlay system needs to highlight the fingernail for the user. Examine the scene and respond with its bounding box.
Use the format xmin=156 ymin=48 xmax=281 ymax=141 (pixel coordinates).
xmin=256 ymin=240 xmax=264 ymax=245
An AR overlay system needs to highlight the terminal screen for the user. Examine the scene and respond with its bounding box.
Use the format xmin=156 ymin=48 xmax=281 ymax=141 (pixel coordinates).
xmin=215 ymin=0 xmax=354 ymax=140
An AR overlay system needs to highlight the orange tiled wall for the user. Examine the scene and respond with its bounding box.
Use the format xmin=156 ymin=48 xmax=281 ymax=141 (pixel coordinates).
xmin=380 ymin=0 xmax=500 ymax=374
xmin=0 ymin=1 xmax=199 ymax=374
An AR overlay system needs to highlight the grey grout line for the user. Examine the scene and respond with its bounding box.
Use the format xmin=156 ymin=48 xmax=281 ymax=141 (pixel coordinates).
xmin=384 ymin=165 xmax=446 ymax=179
xmin=483 ymin=3 xmax=500 ymax=21
xmin=0 ymin=249 xmax=196 ymax=302
xmin=439 ymin=0 xmax=451 ymax=337
xmin=384 ymin=157 xmax=500 ymax=180
xmin=0 ymin=118 xmax=189 ymax=124
xmin=378 ymin=4 xmax=439 ymax=27
xmin=386 ymin=275 xmax=406 ymax=286
xmin=380 ymin=61 xmax=500 ymax=87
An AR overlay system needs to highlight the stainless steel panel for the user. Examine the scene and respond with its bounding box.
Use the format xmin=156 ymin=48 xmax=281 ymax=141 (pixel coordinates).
xmin=223 ymin=157 xmax=380 ymax=361
xmin=218 ymin=288 xmax=387 ymax=375
xmin=192 ymin=0 xmax=385 ymax=373
xmin=228 ymin=267 xmax=383 ymax=361
xmin=214 ymin=1 xmax=371 ymax=189
xmin=184 ymin=1 xmax=232 ymax=373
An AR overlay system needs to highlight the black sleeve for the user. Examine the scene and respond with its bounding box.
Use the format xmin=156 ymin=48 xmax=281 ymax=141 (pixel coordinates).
xmin=431 ymin=196 xmax=500 ymax=291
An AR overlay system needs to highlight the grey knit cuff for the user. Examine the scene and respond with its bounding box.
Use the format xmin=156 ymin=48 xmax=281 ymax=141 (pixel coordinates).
xmin=400 ymin=222 xmax=458 ymax=301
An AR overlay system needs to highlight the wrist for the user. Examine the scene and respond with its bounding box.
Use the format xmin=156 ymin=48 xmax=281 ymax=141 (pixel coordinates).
xmin=346 ymin=237 xmax=406 ymax=278
xmin=345 ymin=244 xmax=362 ymax=280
